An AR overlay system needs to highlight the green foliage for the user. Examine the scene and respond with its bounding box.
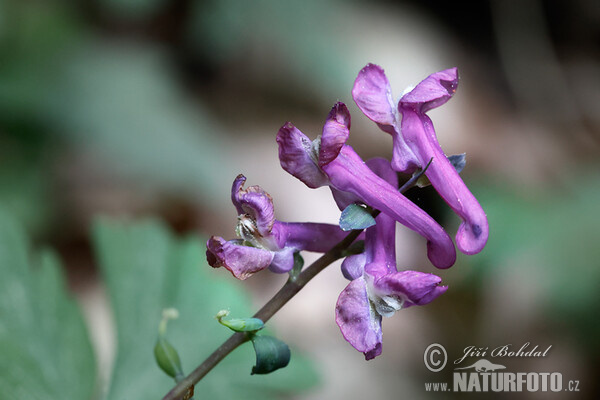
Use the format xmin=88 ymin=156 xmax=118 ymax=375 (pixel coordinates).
xmin=0 ymin=211 xmax=96 ymax=400
xmin=250 ymin=335 xmax=291 ymax=375
xmin=467 ymin=174 xmax=600 ymax=352
xmin=94 ymin=218 xmax=319 ymax=399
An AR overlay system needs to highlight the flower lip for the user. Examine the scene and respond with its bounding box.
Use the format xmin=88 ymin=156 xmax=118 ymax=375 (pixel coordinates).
xmin=277 ymin=123 xmax=330 ymax=188
xmin=399 ymin=67 xmax=459 ymax=113
xmin=318 ymin=102 xmax=351 ymax=167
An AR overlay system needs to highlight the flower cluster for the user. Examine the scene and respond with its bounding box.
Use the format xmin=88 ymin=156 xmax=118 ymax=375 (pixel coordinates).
xmin=206 ymin=64 xmax=488 ymax=359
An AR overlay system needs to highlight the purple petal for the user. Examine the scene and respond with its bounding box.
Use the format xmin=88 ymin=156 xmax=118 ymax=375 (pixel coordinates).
xmin=321 ymin=145 xmax=456 ymax=269
xmin=400 ymin=68 xmax=459 ymax=113
xmin=352 ymin=64 xmax=396 ymax=126
xmin=231 ymin=175 xmax=276 ymax=237
xmin=352 ymin=65 xmax=419 ymax=172
xmin=268 ymin=247 xmax=296 ymax=274
xmin=206 ymin=236 xmax=274 ymax=280
xmin=363 ymin=212 xmax=397 ymax=278
xmin=374 ymin=270 xmax=447 ymax=307
xmin=335 ymin=277 xmax=382 ymax=360
xmin=341 ymin=253 xmax=366 ymax=280
xmin=231 ymin=174 xmax=246 ymax=215
xmin=277 ymin=122 xmax=329 ymax=188
xmin=319 ymin=102 xmax=350 ymax=167
xmin=271 ymin=221 xmax=359 ymax=252
xmin=329 ymin=157 xmax=398 ymax=210
xmin=399 ymin=110 xmax=489 ymax=254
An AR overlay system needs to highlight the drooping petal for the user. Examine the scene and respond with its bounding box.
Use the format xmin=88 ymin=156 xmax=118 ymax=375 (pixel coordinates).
xmin=206 ymin=237 xmax=274 ymax=280
xmin=271 ymin=221 xmax=359 ymax=252
xmin=399 ymin=68 xmax=458 ymax=113
xmin=399 ymin=110 xmax=489 ymax=254
xmin=335 ymin=276 xmax=383 ymax=360
xmin=319 ymin=102 xmax=351 ymax=167
xmin=231 ymin=175 xmax=276 ymax=237
xmin=373 ymin=270 xmax=447 ymax=308
xmin=321 ymin=145 xmax=456 ymax=269
xmin=277 ymin=122 xmax=329 ymax=188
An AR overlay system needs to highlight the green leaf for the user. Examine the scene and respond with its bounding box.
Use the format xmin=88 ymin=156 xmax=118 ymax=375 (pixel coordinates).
xmin=219 ymin=317 xmax=265 ymax=333
xmin=154 ymin=337 xmax=184 ymax=380
xmin=250 ymin=335 xmax=291 ymax=375
xmin=339 ymin=204 xmax=376 ymax=231
xmin=93 ymin=218 xmax=319 ymax=399
xmin=0 ymin=211 xmax=96 ymax=400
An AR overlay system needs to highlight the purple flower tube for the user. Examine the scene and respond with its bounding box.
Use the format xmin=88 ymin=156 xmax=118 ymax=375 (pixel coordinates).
xmin=353 ymin=64 xmax=489 ymax=255
xmin=277 ymin=103 xmax=456 ymax=269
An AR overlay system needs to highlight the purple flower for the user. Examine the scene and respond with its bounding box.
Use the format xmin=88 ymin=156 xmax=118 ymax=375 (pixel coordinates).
xmin=277 ymin=103 xmax=456 ymax=269
xmin=352 ymin=64 xmax=488 ymax=255
xmin=207 ymin=175 xmax=352 ymax=280
xmin=336 ymin=211 xmax=447 ymax=360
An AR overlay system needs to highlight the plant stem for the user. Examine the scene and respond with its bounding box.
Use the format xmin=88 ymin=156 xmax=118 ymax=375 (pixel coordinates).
xmin=162 ymin=164 xmax=430 ymax=400
xmin=162 ymin=228 xmax=362 ymax=400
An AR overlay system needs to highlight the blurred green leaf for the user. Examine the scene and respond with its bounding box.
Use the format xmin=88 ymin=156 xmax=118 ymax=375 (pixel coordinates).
xmin=469 ymin=174 xmax=600 ymax=351
xmin=45 ymin=43 xmax=232 ymax=206
xmin=0 ymin=211 xmax=96 ymax=400
xmin=187 ymin=0 xmax=354 ymax=99
xmin=94 ymin=218 xmax=319 ymax=399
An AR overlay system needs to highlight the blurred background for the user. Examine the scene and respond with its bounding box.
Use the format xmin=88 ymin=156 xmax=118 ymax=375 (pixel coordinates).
xmin=0 ymin=0 xmax=598 ymax=398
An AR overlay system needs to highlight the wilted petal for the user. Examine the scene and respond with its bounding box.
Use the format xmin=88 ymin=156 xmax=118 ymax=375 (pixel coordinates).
xmin=400 ymin=68 xmax=458 ymax=113
xmin=277 ymin=122 xmax=329 ymax=188
xmin=231 ymin=175 xmax=275 ymax=237
xmin=335 ymin=276 xmax=382 ymax=360
xmin=206 ymin=237 xmax=274 ymax=280
xmin=374 ymin=270 xmax=447 ymax=308
xmin=399 ymin=110 xmax=489 ymax=254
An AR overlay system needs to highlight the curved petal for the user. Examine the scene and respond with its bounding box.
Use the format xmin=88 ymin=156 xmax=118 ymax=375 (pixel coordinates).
xmin=352 ymin=63 xmax=397 ymax=126
xmin=400 ymin=68 xmax=458 ymax=113
xmin=277 ymin=122 xmax=329 ymax=188
xmin=321 ymin=145 xmax=456 ymax=269
xmin=374 ymin=270 xmax=447 ymax=307
xmin=341 ymin=253 xmax=366 ymax=280
xmin=399 ymin=110 xmax=489 ymax=254
xmin=268 ymin=247 xmax=296 ymax=274
xmin=319 ymin=102 xmax=351 ymax=167
xmin=231 ymin=175 xmax=246 ymax=215
xmin=330 ymin=157 xmax=398 ymax=210
xmin=231 ymin=175 xmax=276 ymax=237
xmin=335 ymin=277 xmax=383 ymax=360
xmin=206 ymin=237 xmax=274 ymax=280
